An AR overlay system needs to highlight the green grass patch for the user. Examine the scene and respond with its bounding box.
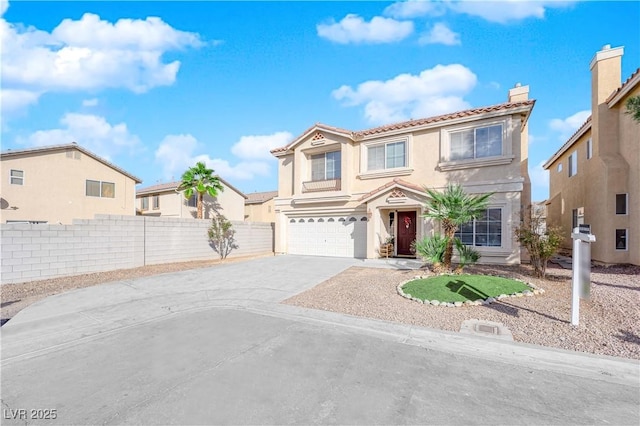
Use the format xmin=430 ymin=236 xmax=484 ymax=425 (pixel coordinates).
xmin=402 ymin=275 xmax=531 ymax=303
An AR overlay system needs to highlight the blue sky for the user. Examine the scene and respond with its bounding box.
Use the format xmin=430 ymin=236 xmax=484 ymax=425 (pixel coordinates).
xmin=2 ymin=0 xmax=639 ymax=201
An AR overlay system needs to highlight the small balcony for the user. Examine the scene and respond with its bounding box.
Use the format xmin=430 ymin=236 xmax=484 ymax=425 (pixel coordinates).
xmin=302 ymin=178 xmax=341 ymax=193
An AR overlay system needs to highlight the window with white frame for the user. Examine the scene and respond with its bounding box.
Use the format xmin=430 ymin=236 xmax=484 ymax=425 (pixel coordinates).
xmin=557 ymin=163 xmax=563 ymax=172
xmin=152 ymin=195 xmax=160 ymax=210
xmin=586 ymin=138 xmax=592 ymax=159
xmin=10 ymin=169 xmax=24 ymax=185
xmin=367 ymin=141 xmax=406 ymax=171
xmin=141 ymin=197 xmax=149 ymax=210
xmin=568 ymin=151 xmax=577 ymax=177
xmin=615 ymin=229 xmax=627 ymax=250
xmin=455 ymin=208 xmax=502 ymax=247
xmin=86 ymin=180 xmax=115 ymax=198
xmin=311 ymin=151 xmax=341 ymax=180
xmin=616 ymin=194 xmax=628 ymax=215
xmin=450 ymin=124 xmax=502 ymax=161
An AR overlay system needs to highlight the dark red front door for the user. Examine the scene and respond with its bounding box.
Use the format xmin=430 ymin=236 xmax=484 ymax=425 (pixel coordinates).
xmin=397 ymin=211 xmax=416 ymax=256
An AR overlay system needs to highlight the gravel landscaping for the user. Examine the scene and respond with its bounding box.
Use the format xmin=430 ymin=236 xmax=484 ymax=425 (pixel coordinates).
xmin=2 ymin=256 xmax=639 ymax=360
xmin=284 ymin=263 xmax=640 ymax=360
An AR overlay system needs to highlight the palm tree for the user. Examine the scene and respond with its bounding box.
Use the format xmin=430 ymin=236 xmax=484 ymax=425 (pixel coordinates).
xmin=626 ymin=95 xmax=640 ymax=123
xmin=177 ymin=162 xmax=224 ymax=219
xmin=422 ymin=184 xmax=493 ymax=271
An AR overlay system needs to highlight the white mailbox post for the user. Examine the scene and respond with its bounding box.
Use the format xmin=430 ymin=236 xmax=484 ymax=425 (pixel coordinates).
xmin=571 ymin=225 xmax=596 ymax=326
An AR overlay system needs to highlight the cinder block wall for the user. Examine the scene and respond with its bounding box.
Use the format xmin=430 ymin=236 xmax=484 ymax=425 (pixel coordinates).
xmin=1 ymin=215 xmax=274 ymax=284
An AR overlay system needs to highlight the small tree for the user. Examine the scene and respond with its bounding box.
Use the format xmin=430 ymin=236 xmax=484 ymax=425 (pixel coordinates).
xmin=626 ymin=95 xmax=640 ymax=123
xmin=178 ymin=162 xmax=224 ymax=219
xmin=514 ymin=211 xmax=563 ymax=279
xmin=208 ymin=213 xmax=237 ymax=259
xmin=423 ymin=184 xmax=493 ymax=271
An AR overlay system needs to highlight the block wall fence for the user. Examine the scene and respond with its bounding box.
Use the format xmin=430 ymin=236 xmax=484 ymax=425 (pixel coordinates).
xmin=1 ymin=215 xmax=274 ymax=285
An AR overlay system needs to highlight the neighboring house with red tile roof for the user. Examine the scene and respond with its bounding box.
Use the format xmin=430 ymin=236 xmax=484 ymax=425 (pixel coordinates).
xmin=136 ymin=178 xmax=247 ymax=221
xmin=1 ymin=142 xmax=142 ymax=224
xmin=543 ymin=45 xmax=639 ymax=265
xmin=245 ymin=190 xmax=278 ymax=222
xmin=270 ymin=86 xmax=535 ymax=263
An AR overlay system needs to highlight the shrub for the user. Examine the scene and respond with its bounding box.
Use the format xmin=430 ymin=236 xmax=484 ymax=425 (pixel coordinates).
xmin=208 ymin=214 xmax=237 ymax=259
xmin=514 ymin=212 xmax=563 ymax=279
xmin=454 ymin=239 xmax=480 ymax=274
xmin=413 ymin=235 xmax=448 ymax=271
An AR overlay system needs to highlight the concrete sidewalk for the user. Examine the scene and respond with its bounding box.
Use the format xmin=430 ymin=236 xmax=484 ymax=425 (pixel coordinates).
xmin=1 ymin=255 xmax=638 ymax=425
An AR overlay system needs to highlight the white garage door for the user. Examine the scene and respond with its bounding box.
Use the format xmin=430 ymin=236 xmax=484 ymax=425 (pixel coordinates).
xmin=287 ymin=215 xmax=368 ymax=258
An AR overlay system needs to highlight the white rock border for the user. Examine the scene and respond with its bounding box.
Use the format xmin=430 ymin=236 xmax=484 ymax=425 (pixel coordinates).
xmin=396 ymin=273 xmax=545 ymax=307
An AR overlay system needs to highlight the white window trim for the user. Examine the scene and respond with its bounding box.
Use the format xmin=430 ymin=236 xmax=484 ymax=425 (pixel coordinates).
xmin=359 ymin=135 xmax=411 ymax=176
xmin=568 ymin=151 xmax=578 ymax=177
xmin=86 ymin=180 xmax=115 ymax=198
xmin=615 ymin=193 xmax=628 ymax=215
xmin=10 ymin=169 xmax=24 ymax=185
xmin=141 ymin=196 xmax=149 ymax=210
xmin=454 ymin=203 xmax=508 ymax=251
xmin=310 ymin=150 xmax=341 ymax=181
xmin=152 ymin=194 xmax=160 ymax=210
xmin=557 ymin=163 xmax=563 ymax=173
xmin=615 ymin=229 xmax=628 ymax=251
xmin=438 ymin=117 xmax=512 ymax=170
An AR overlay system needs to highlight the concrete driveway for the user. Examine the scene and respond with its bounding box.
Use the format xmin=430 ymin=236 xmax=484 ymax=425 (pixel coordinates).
xmin=1 ymin=255 xmax=638 ymax=425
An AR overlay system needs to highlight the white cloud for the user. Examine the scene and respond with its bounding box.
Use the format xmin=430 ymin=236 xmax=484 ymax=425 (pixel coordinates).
xmin=155 ymin=133 xmax=276 ymax=182
xmin=17 ymin=113 xmax=140 ymax=160
xmin=82 ymin=98 xmax=99 ymax=107
xmin=530 ymin=160 xmax=550 ymax=192
xmin=317 ymin=14 xmax=413 ymax=44
xmin=0 ymin=11 xmax=204 ymax=115
xmin=488 ymin=81 xmax=501 ymax=90
xmin=231 ymin=131 xmax=293 ymax=161
xmin=384 ymin=0 xmax=446 ymax=19
xmin=448 ymin=0 xmax=576 ymax=24
xmin=0 ymin=89 xmax=41 ymax=114
xmin=418 ymin=22 xmax=460 ymax=46
xmin=1 ymin=0 xmax=8 ymax=17
xmin=549 ymin=110 xmax=590 ymax=141
xmin=332 ymin=64 xmax=477 ymax=124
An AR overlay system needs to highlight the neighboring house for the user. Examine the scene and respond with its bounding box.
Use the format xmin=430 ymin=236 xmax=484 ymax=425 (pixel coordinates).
xmin=0 ymin=142 xmax=141 ymax=224
xmin=270 ymin=86 xmax=535 ymax=264
xmin=245 ymin=190 xmax=278 ymax=222
xmin=136 ymin=179 xmax=247 ymax=221
xmin=543 ymin=44 xmax=639 ymax=265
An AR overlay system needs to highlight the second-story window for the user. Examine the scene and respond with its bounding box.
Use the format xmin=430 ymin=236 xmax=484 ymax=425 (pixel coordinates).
xmin=86 ymin=180 xmax=115 ymax=198
xmin=152 ymin=195 xmax=160 ymax=210
xmin=367 ymin=141 xmax=406 ymax=171
xmin=10 ymin=169 xmax=24 ymax=185
xmin=187 ymin=194 xmax=197 ymax=207
xmin=450 ymin=124 xmax=502 ymax=161
xmin=568 ymin=151 xmax=578 ymax=177
xmin=311 ymin=151 xmax=341 ymax=181
xmin=141 ymin=197 xmax=149 ymax=210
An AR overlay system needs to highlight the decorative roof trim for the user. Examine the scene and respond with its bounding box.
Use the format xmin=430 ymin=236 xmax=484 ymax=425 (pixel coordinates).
xmin=543 ymin=116 xmax=592 ymax=169
xmin=0 ymin=142 xmax=142 ymax=183
xmin=607 ymin=67 xmax=640 ymax=107
xmin=358 ymin=178 xmax=425 ymax=203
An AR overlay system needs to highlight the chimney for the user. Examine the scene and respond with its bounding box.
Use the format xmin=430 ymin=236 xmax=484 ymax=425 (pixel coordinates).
xmin=508 ymin=83 xmax=529 ymax=102
xmin=590 ymin=44 xmax=623 ymax=106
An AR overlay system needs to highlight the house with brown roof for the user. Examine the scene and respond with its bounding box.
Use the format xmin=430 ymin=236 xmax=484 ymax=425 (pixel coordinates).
xmin=245 ymin=190 xmax=278 ymax=222
xmin=136 ymin=178 xmax=247 ymax=221
xmin=0 ymin=142 xmax=142 ymax=224
xmin=543 ymin=45 xmax=639 ymax=265
xmin=271 ymin=86 xmax=535 ymax=263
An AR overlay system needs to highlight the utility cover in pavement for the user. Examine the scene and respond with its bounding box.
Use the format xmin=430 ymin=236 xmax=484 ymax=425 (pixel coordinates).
xmin=460 ymin=319 xmax=513 ymax=341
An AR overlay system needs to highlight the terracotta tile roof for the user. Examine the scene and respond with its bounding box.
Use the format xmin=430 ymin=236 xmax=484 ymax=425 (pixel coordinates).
xmin=245 ymin=190 xmax=278 ymax=204
xmin=0 ymin=142 xmax=142 ymax=183
xmin=543 ymin=116 xmax=592 ymax=169
xmin=271 ymin=100 xmax=535 ymax=155
xmin=606 ymin=67 xmax=640 ymax=105
xmin=137 ymin=178 xmax=247 ymax=199
xmin=358 ymin=178 xmax=425 ymax=202
xmin=354 ymin=100 xmax=535 ymax=137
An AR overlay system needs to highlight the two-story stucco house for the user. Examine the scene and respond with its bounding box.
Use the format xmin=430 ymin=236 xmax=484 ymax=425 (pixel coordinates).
xmin=271 ymin=86 xmax=535 ymax=264
xmin=1 ymin=143 xmax=142 ymax=224
xmin=136 ymin=178 xmax=247 ymax=221
xmin=245 ymin=191 xmax=278 ymax=222
xmin=543 ymin=45 xmax=639 ymax=265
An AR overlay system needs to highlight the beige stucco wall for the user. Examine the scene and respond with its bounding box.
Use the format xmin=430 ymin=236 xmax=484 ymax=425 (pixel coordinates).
xmin=245 ymin=199 xmax=275 ymax=222
xmin=546 ymin=47 xmax=638 ymax=265
xmin=273 ymin=109 xmax=530 ymax=264
xmin=137 ymin=182 xmax=245 ymax=221
xmin=1 ymin=149 xmax=137 ymax=224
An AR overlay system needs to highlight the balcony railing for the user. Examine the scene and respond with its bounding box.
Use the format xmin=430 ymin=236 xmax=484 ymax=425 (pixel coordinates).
xmin=302 ymin=178 xmax=341 ymax=193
